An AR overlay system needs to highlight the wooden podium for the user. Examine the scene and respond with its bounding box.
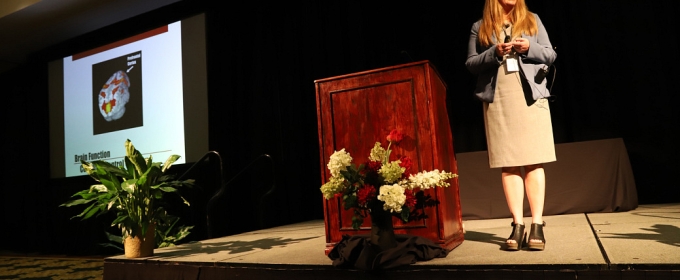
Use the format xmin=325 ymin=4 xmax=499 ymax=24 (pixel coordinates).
xmin=315 ymin=61 xmax=464 ymax=254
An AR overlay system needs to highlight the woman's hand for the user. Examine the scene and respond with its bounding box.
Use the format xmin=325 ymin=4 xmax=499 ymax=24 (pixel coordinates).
xmin=512 ymin=38 xmax=530 ymax=54
xmin=496 ymin=43 xmax=513 ymax=57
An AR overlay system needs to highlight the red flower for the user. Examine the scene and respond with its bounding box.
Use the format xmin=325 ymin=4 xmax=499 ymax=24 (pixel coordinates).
xmin=404 ymin=189 xmax=417 ymax=209
xmin=366 ymin=160 xmax=382 ymax=173
xmin=357 ymin=184 xmax=377 ymax=206
xmin=386 ymin=129 xmax=403 ymax=144
xmin=399 ymin=156 xmax=413 ymax=178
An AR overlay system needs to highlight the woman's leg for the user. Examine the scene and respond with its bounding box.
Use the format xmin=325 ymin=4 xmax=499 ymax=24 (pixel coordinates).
xmin=524 ymin=164 xmax=545 ymax=243
xmin=502 ymin=166 xmax=524 ymax=245
xmin=524 ymin=164 xmax=545 ymax=224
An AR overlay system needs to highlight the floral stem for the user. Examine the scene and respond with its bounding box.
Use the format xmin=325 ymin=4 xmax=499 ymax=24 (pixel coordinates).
xmin=384 ymin=142 xmax=392 ymax=164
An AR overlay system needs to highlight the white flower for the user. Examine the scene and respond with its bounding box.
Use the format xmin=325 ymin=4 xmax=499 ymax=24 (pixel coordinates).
xmin=368 ymin=142 xmax=386 ymax=162
xmin=328 ymin=149 xmax=353 ymax=178
xmin=377 ymin=183 xmax=406 ymax=213
xmin=404 ymin=170 xmax=457 ymax=190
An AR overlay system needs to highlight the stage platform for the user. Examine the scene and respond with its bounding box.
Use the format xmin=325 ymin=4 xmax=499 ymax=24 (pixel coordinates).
xmin=104 ymin=203 xmax=680 ymax=279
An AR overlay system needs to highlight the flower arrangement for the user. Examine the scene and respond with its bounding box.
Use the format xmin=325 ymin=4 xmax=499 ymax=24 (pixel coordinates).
xmin=320 ymin=130 xmax=457 ymax=230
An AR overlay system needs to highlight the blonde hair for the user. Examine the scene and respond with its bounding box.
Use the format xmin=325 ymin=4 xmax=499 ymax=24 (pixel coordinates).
xmin=478 ymin=0 xmax=537 ymax=47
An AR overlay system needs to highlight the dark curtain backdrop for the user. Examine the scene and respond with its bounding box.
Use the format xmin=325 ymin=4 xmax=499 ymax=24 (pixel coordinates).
xmin=2 ymin=0 xmax=678 ymax=256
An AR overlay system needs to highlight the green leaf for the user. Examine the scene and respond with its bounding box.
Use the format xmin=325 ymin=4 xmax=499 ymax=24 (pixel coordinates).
xmin=171 ymin=225 xmax=192 ymax=240
xmin=158 ymin=175 xmax=176 ymax=183
xmin=138 ymin=165 xmax=161 ymax=188
xmin=71 ymin=202 xmax=95 ymax=219
xmin=124 ymin=157 xmax=135 ymax=178
xmin=69 ymin=189 xmax=93 ymax=198
xmin=121 ymin=179 xmax=137 ymax=193
xmin=81 ymin=161 xmax=98 ymax=179
xmin=339 ymin=169 xmax=352 ymax=181
xmin=111 ymin=215 xmax=128 ymax=227
xmin=84 ymin=204 xmax=109 ymax=220
xmin=60 ymin=197 xmax=96 ymax=207
xmin=141 ymin=222 xmax=149 ymax=237
xmin=154 ymin=218 xmax=188 ymax=245
xmin=87 ymin=184 xmax=107 ymax=193
xmin=104 ymin=231 xmax=123 ymax=244
xmin=98 ymin=242 xmax=123 ymax=251
xmin=182 ymin=179 xmax=195 ymax=187
xmin=344 ymin=195 xmax=357 ymax=210
xmin=146 ymin=155 xmax=154 ymax=171
xmin=108 ymin=173 xmax=122 ymax=192
xmin=158 ymin=186 xmax=178 ymax=193
xmin=99 ymin=177 xmax=118 ymax=193
xmin=351 ymin=215 xmax=363 ymax=230
xmin=125 ymin=139 xmax=147 ymax=177
xmin=162 ymin=155 xmax=181 ymax=173
xmin=137 ymin=174 xmax=147 ymax=188
xmin=163 ymin=179 xmax=195 ymax=189
xmin=125 ymin=139 xmax=135 ymax=157
xmin=401 ymin=207 xmax=410 ymax=222
xmin=91 ymin=160 xmax=128 ymax=178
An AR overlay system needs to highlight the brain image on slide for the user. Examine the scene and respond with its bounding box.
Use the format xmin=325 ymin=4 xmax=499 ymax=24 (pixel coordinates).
xmin=92 ymin=51 xmax=143 ymax=135
xmin=98 ymin=70 xmax=130 ymax=121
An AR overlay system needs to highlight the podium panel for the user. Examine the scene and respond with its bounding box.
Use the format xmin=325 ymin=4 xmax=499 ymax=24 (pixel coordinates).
xmin=315 ymin=61 xmax=463 ymax=253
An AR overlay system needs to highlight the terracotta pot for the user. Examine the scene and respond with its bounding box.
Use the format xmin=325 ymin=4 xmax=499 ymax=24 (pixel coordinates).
xmin=124 ymin=223 xmax=155 ymax=258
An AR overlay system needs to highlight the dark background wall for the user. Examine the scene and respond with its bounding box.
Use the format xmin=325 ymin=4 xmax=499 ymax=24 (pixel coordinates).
xmin=2 ymin=0 xmax=678 ymax=256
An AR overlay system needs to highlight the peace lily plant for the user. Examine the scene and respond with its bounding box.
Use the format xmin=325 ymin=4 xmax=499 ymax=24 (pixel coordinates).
xmin=62 ymin=139 xmax=195 ymax=256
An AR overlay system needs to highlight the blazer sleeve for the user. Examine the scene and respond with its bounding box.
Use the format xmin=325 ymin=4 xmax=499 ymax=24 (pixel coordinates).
xmin=524 ymin=14 xmax=556 ymax=65
xmin=465 ymin=20 xmax=502 ymax=75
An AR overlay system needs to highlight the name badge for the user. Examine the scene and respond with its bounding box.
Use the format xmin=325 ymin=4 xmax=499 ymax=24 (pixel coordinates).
xmin=506 ymin=57 xmax=519 ymax=73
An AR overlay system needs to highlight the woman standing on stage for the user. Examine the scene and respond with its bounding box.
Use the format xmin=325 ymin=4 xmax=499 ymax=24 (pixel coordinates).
xmin=465 ymin=0 xmax=557 ymax=251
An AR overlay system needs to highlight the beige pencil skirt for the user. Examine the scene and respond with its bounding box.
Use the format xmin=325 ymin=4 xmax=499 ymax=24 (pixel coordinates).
xmin=483 ymin=62 xmax=556 ymax=168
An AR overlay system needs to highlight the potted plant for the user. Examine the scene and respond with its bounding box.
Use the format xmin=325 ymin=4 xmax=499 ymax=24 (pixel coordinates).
xmin=61 ymin=139 xmax=195 ymax=258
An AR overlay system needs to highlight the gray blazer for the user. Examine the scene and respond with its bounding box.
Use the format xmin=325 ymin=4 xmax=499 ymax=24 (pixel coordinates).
xmin=465 ymin=14 xmax=556 ymax=103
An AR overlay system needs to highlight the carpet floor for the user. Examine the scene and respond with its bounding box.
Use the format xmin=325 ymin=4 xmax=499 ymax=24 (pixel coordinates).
xmin=0 ymin=257 xmax=103 ymax=280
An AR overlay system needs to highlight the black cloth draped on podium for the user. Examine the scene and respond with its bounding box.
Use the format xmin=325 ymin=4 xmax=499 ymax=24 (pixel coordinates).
xmin=328 ymin=234 xmax=449 ymax=270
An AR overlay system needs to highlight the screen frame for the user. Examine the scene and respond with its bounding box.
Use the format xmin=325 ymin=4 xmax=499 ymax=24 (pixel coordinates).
xmin=48 ymin=13 xmax=208 ymax=179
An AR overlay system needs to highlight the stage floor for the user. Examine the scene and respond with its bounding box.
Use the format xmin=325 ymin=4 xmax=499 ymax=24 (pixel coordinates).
xmin=104 ymin=203 xmax=680 ymax=279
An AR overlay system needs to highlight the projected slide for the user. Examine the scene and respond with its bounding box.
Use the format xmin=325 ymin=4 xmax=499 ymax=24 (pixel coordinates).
xmin=62 ymin=22 xmax=185 ymax=177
